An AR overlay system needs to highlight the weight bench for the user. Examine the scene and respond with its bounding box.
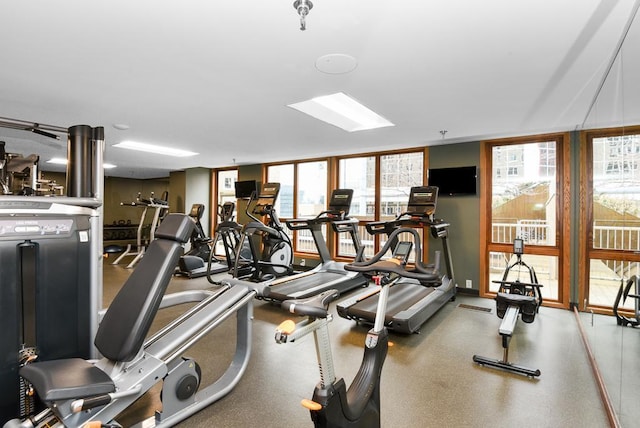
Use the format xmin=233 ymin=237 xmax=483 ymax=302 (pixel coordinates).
xmin=5 ymin=213 xmax=257 ymax=428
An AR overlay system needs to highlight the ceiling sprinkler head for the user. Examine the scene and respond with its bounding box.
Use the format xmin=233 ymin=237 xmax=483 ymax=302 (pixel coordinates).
xmin=293 ymin=0 xmax=313 ymax=31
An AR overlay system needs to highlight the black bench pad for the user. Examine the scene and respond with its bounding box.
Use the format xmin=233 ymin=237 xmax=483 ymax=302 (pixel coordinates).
xmin=20 ymin=358 xmax=115 ymax=401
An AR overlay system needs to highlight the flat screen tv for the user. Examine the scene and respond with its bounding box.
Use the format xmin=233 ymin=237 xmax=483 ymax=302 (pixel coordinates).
xmin=427 ymin=166 xmax=477 ymax=196
xmin=234 ymin=180 xmax=258 ymax=199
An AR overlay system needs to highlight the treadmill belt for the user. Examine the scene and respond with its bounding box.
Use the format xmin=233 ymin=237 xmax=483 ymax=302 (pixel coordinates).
xmin=348 ymin=282 xmax=435 ymax=324
xmin=266 ymin=270 xmax=367 ymax=301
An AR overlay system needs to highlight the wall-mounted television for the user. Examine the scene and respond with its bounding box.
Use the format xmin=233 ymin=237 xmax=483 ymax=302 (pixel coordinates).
xmin=234 ymin=180 xmax=258 ymax=199
xmin=427 ymin=166 xmax=477 ymax=196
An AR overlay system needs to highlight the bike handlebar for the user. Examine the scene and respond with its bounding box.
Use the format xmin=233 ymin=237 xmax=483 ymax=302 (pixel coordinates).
xmin=281 ymin=289 xmax=339 ymax=318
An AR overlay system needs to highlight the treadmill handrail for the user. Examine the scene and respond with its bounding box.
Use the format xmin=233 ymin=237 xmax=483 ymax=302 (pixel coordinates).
xmin=285 ymin=209 xmax=350 ymax=230
xmin=365 ymin=211 xmax=442 ymax=235
xmin=345 ymin=227 xmax=437 ymax=282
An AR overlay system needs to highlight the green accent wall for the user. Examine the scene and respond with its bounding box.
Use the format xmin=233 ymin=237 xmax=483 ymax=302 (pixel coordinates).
xmin=429 ymin=142 xmax=481 ymax=291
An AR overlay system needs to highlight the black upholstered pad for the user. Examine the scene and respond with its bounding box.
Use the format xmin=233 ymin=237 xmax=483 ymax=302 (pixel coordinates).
xmin=496 ymin=292 xmax=537 ymax=306
xmin=154 ymin=213 xmax=194 ymax=243
xmin=94 ymin=214 xmax=194 ymax=362
xmin=20 ymin=358 xmax=114 ymax=401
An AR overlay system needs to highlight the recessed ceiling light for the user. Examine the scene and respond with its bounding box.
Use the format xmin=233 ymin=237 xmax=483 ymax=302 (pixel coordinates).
xmin=113 ymin=141 xmax=198 ymax=157
xmin=46 ymin=157 xmax=69 ymax=165
xmin=47 ymin=158 xmax=117 ymax=169
xmin=112 ymin=124 xmax=130 ymax=130
xmin=288 ymin=92 xmax=394 ymax=132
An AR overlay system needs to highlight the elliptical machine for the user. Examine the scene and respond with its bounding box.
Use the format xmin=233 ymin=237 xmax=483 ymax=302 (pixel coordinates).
xmin=274 ymin=227 xmax=435 ymax=427
xmin=178 ymin=204 xmax=213 ymax=272
xmin=233 ymin=182 xmax=293 ymax=281
xmin=178 ymin=202 xmax=240 ymax=278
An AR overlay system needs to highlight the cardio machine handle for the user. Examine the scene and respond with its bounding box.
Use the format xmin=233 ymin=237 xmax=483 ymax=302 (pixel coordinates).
xmin=281 ymin=289 xmax=340 ymax=318
xmin=242 ymin=220 xmax=281 ymax=239
xmin=346 ymin=227 xmax=439 ymax=282
xmin=285 ymin=209 xmax=349 ymax=231
xmin=491 ymin=279 xmax=544 ymax=289
xmin=346 ymin=259 xmax=436 ymax=282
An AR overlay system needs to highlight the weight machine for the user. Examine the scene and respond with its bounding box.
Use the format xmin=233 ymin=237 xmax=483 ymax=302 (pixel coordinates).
xmin=0 ymin=124 xmax=105 ymax=424
xmin=4 ymin=214 xmax=258 ymax=428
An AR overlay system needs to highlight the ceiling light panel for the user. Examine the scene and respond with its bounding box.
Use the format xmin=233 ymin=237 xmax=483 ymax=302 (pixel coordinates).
xmin=113 ymin=141 xmax=198 ymax=157
xmin=46 ymin=157 xmax=69 ymax=165
xmin=287 ymin=92 xmax=394 ymax=132
xmin=47 ymin=157 xmax=117 ymax=169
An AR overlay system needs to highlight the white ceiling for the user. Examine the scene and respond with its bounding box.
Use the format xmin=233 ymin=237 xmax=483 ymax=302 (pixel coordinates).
xmin=1 ymin=0 xmax=639 ymax=179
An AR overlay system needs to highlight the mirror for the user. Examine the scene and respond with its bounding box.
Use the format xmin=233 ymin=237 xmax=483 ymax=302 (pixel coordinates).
xmin=582 ymin=3 xmax=640 ymax=426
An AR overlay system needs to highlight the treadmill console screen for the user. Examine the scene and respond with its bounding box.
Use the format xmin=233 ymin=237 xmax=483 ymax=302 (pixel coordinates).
xmin=328 ymin=189 xmax=353 ymax=216
xmin=392 ymin=241 xmax=413 ymax=264
xmin=407 ymin=186 xmax=438 ymax=215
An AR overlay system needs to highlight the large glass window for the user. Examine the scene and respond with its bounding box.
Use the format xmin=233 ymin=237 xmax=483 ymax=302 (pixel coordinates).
xmin=379 ymin=152 xmax=424 ymax=221
xmin=266 ymin=164 xmax=294 ymax=218
xmin=296 ymin=161 xmax=328 ymax=254
xmin=481 ymin=135 xmax=568 ymax=307
xmin=217 ymin=169 xmax=237 ymax=206
xmin=267 ymin=160 xmax=328 ymax=254
xmin=491 ymin=142 xmax=557 ymax=246
xmin=338 ymin=156 xmax=377 ymax=258
xmin=339 ymin=156 xmax=376 ymax=220
xmin=338 ymin=151 xmax=424 ymax=258
xmin=584 ymin=129 xmax=640 ymax=310
xmin=213 ymin=169 xmax=237 ymax=256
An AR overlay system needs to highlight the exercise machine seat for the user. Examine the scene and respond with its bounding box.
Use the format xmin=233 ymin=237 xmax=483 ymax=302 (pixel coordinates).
xmin=19 ymin=358 xmax=114 ymax=402
xmin=19 ymin=213 xmax=194 ymax=401
xmin=496 ymin=292 xmax=538 ymax=323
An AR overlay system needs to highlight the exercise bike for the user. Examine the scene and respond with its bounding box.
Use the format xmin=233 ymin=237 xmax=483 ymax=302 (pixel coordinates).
xmin=472 ymin=238 xmax=543 ymax=377
xmin=274 ymin=227 xmax=435 ymax=427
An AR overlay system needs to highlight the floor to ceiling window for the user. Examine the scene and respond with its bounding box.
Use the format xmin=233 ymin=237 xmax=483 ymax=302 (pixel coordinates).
xmin=266 ymin=160 xmax=328 ymax=255
xmin=480 ymin=134 xmax=570 ymax=308
xmin=212 ymin=168 xmax=237 ymax=256
xmin=338 ymin=150 xmax=425 ymax=259
xmin=581 ymin=126 xmax=640 ymax=313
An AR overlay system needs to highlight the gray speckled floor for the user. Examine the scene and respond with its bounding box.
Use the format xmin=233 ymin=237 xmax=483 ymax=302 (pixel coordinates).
xmin=104 ymin=264 xmax=611 ymax=427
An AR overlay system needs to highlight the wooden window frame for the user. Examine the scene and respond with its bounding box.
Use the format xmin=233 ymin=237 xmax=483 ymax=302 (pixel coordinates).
xmin=579 ymin=125 xmax=640 ymax=314
xmin=479 ymin=133 xmax=571 ymax=309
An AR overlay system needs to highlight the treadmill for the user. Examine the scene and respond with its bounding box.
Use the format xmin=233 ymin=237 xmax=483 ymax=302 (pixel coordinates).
xmin=336 ymin=186 xmax=456 ymax=334
xmin=260 ymin=188 xmax=369 ymax=302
